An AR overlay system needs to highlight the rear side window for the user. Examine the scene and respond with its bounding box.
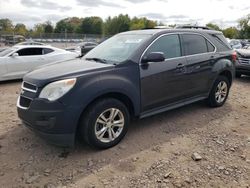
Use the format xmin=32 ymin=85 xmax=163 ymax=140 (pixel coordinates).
xmin=182 ymin=34 xmax=208 ymax=55
xmin=43 ymin=48 xmax=54 ymax=55
xmin=17 ymin=48 xmax=43 ymax=56
xmin=146 ymin=34 xmax=181 ymax=59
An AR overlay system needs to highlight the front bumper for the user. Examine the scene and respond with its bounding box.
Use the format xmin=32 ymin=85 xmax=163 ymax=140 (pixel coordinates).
xmin=17 ymin=96 xmax=81 ymax=147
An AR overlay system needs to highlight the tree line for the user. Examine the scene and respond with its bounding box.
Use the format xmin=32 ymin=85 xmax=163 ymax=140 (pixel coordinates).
xmin=0 ymin=14 xmax=157 ymax=37
xmin=0 ymin=14 xmax=250 ymax=39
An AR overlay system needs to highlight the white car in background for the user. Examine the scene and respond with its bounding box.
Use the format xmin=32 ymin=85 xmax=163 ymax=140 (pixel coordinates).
xmin=0 ymin=45 xmax=78 ymax=81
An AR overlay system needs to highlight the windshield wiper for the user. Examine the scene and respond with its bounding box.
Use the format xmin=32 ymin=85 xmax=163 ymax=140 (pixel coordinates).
xmin=85 ymin=57 xmax=107 ymax=64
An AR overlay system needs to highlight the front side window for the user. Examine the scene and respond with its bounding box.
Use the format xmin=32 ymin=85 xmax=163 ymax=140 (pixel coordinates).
xmin=145 ymin=34 xmax=181 ymax=59
xmin=182 ymin=34 xmax=208 ymax=55
xmin=16 ymin=48 xmax=43 ymax=56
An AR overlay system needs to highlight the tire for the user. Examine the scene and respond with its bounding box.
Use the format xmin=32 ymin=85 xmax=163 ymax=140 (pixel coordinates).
xmin=207 ymin=76 xmax=230 ymax=107
xmin=79 ymin=98 xmax=130 ymax=149
xmin=236 ymin=73 xmax=241 ymax=78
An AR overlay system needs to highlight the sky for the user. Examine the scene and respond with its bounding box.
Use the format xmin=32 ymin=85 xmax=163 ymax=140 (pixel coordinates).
xmin=0 ymin=0 xmax=249 ymax=29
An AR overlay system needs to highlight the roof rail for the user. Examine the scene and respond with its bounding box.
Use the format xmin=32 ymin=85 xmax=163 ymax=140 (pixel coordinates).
xmin=175 ymin=25 xmax=211 ymax=30
xmin=154 ymin=26 xmax=171 ymax=29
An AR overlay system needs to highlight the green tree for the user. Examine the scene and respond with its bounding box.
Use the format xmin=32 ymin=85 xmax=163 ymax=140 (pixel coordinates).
xmin=54 ymin=17 xmax=82 ymax=33
xmin=206 ymin=23 xmax=221 ymax=31
xmin=55 ymin=19 xmax=74 ymax=33
xmin=104 ymin=14 xmax=130 ymax=35
xmin=0 ymin=18 xmax=14 ymax=32
xmin=130 ymin=17 xmax=157 ymax=30
xmin=223 ymin=27 xmax=239 ymax=39
xmin=80 ymin=16 xmax=103 ymax=34
xmin=33 ymin=23 xmax=44 ymax=35
xmin=44 ymin=21 xmax=54 ymax=33
xmin=238 ymin=14 xmax=250 ymax=39
xmin=14 ymin=23 xmax=28 ymax=36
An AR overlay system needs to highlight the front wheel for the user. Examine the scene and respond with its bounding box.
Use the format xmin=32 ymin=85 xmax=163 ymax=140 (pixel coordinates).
xmin=79 ymin=98 xmax=130 ymax=149
xmin=207 ymin=76 xmax=230 ymax=107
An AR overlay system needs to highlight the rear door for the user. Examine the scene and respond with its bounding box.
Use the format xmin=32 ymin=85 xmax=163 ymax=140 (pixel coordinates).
xmin=181 ymin=33 xmax=216 ymax=95
xmin=140 ymin=34 xmax=190 ymax=112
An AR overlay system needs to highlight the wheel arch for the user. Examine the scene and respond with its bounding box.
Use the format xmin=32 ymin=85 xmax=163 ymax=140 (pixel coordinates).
xmin=75 ymin=91 xmax=138 ymax=139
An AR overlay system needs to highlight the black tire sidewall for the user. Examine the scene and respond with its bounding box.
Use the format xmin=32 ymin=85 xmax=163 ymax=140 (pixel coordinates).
xmin=81 ymin=98 xmax=129 ymax=149
xmin=208 ymin=76 xmax=230 ymax=107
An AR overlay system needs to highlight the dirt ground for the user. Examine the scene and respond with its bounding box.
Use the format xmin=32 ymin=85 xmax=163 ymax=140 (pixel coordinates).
xmin=0 ymin=78 xmax=250 ymax=188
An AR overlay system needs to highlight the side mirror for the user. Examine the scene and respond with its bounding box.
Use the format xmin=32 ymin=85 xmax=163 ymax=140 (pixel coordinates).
xmin=141 ymin=52 xmax=165 ymax=64
xmin=11 ymin=53 xmax=19 ymax=57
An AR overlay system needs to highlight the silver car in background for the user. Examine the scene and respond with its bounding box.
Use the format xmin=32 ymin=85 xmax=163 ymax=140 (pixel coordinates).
xmin=0 ymin=45 xmax=78 ymax=81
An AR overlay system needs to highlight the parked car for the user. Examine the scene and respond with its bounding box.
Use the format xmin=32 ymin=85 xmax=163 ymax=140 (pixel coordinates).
xmin=65 ymin=42 xmax=98 ymax=57
xmin=240 ymin=39 xmax=250 ymax=48
xmin=0 ymin=47 xmax=7 ymax=52
xmin=3 ymin=35 xmax=25 ymax=45
xmin=229 ymin=39 xmax=242 ymax=49
xmin=235 ymin=49 xmax=250 ymax=77
xmin=0 ymin=45 xmax=78 ymax=81
xmin=242 ymin=45 xmax=250 ymax=49
xmin=17 ymin=27 xmax=235 ymax=149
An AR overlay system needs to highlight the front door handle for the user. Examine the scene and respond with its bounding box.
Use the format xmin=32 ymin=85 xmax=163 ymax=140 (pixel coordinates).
xmin=176 ymin=63 xmax=185 ymax=69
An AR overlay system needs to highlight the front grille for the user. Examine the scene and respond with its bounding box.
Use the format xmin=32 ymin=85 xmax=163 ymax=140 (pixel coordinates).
xmin=238 ymin=57 xmax=250 ymax=65
xmin=22 ymin=82 xmax=37 ymax=93
xmin=19 ymin=96 xmax=32 ymax=109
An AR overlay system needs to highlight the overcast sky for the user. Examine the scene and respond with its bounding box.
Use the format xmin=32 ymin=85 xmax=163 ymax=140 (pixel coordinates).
xmin=0 ymin=0 xmax=249 ymax=28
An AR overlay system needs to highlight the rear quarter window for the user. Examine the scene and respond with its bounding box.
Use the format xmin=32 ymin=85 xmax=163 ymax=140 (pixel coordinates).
xmin=209 ymin=34 xmax=231 ymax=52
xmin=43 ymin=48 xmax=54 ymax=55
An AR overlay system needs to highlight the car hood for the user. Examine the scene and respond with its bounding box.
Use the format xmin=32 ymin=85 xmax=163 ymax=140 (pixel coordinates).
xmin=236 ymin=49 xmax=250 ymax=58
xmin=24 ymin=58 xmax=114 ymax=86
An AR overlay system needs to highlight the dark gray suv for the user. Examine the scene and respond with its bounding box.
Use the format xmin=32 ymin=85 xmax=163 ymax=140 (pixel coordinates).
xmin=17 ymin=28 xmax=236 ymax=149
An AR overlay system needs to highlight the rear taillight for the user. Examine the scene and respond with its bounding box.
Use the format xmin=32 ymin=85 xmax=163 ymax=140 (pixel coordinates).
xmin=232 ymin=51 xmax=237 ymax=63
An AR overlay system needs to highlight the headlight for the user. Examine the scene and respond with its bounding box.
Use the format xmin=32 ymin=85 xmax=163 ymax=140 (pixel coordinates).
xmin=39 ymin=78 xmax=76 ymax=101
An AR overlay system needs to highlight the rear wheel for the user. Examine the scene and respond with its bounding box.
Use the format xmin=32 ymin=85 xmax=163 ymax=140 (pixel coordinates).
xmin=207 ymin=76 xmax=230 ymax=107
xmin=80 ymin=98 xmax=129 ymax=149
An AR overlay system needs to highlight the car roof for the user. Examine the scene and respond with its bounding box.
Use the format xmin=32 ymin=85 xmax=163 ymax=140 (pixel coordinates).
xmin=119 ymin=28 xmax=222 ymax=36
xmin=14 ymin=45 xmax=56 ymax=49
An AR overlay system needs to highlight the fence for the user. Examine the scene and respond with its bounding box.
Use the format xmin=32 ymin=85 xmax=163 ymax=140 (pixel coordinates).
xmin=0 ymin=32 xmax=111 ymax=46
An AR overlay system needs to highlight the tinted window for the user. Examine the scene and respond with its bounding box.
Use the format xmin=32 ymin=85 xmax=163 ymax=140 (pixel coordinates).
xmin=182 ymin=34 xmax=208 ymax=55
xmin=43 ymin=48 xmax=54 ymax=54
xmin=207 ymin=40 xmax=215 ymax=52
xmin=146 ymin=34 xmax=181 ymax=59
xmin=209 ymin=34 xmax=231 ymax=51
xmin=17 ymin=48 xmax=43 ymax=56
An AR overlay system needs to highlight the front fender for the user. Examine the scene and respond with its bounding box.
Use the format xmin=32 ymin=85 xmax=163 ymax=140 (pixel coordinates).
xmin=61 ymin=64 xmax=141 ymax=128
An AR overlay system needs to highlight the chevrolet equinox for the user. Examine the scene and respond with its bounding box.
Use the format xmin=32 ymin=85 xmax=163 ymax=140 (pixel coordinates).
xmin=17 ymin=28 xmax=236 ymax=149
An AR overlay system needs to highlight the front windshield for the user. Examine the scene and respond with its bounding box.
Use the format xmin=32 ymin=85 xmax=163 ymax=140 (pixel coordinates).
xmin=0 ymin=47 xmax=17 ymax=57
xmin=85 ymin=34 xmax=151 ymax=64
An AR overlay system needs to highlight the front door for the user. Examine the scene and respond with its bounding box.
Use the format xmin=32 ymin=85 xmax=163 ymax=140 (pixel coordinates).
xmin=6 ymin=47 xmax=43 ymax=78
xmin=140 ymin=34 xmax=189 ymax=112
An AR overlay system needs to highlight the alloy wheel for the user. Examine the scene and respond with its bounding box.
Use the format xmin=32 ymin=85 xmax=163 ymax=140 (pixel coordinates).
xmin=95 ymin=108 xmax=125 ymax=143
xmin=215 ymin=81 xmax=228 ymax=103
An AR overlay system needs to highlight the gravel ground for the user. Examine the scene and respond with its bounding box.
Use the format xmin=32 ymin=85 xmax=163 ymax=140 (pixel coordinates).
xmin=0 ymin=78 xmax=249 ymax=188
